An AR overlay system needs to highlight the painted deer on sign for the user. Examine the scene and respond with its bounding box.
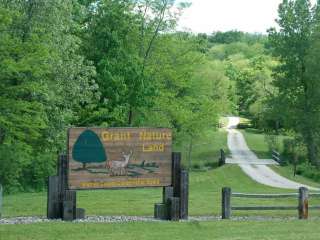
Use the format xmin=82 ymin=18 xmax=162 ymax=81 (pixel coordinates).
xmin=106 ymin=150 xmax=133 ymax=176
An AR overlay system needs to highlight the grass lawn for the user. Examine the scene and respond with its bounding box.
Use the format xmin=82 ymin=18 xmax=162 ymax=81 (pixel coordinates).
xmin=240 ymin=128 xmax=288 ymax=159
xmin=2 ymin=128 xmax=320 ymax=240
xmin=1 ymin=220 xmax=320 ymax=240
xmin=270 ymin=165 xmax=320 ymax=189
xmin=240 ymin=127 xmax=320 ymax=188
xmin=3 ymin=164 xmax=320 ymax=218
xmin=175 ymin=129 xmax=228 ymax=169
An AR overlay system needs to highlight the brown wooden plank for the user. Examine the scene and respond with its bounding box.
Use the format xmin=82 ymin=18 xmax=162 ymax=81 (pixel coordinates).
xmin=67 ymin=128 xmax=172 ymax=189
xmin=298 ymin=187 xmax=308 ymax=219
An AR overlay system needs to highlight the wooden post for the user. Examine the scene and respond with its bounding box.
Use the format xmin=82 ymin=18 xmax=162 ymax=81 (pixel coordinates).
xmin=180 ymin=170 xmax=189 ymax=219
xmin=63 ymin=190 xmax=76 ymax=221
xmin=154 ymin=203 xmax=167 ymax=220
xmin=76 ymin=208 xmax=85 ymax=219
xmin=47 ymin=176 xmax=60 ymax=219
xmin=219 ymin=149 xmax=225 ymax=166
xmin=0 ymin=184 xmax=2 ymax=218
xmin=51 ymin=153 xmax=68 ymax=219
xmin=163 ymin=186 xmax=174 ymax=203
xmin=222 ymin=187 xmax=231 ymax=219
xmin=154 ymin=186 xmax=173 ymax=220
xmin=172 ymin=152 xmax=181 ymax=198
xmin=57 ymin=154 xmax=68 ymax=194
xmin=298 ymin=187 xmax=308 ymax=219
xmin=168 ymin=197 xmax=180 ymax=221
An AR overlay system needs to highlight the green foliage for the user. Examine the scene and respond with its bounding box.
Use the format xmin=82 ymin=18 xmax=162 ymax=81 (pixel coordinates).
xmin=267 ymin=0 xmax=320 ymax=166
xmin=0 ymin=1 xmax=95 ymax=192
xmin=2 ymin=0 xmax=302 ymax=192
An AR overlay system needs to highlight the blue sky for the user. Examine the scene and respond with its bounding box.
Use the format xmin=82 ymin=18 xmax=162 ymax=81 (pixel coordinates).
xmin=177 ymin=0 xmax=317 ymax=33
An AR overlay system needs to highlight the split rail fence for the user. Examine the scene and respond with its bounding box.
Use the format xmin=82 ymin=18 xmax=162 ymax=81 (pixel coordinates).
xmin=222 ymin=187 xmax=320 ymax=219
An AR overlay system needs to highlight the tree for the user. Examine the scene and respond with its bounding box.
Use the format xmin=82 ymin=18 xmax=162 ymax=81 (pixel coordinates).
xmin=268 ymin=0 xmax=320 ymax=166
xmin=79 ymin=0 xmax=190 ymax=126
xmin=72 ymin=130 xmax=107 ymax=169
xmin=0 ymin=0 xmax=96 ymax=191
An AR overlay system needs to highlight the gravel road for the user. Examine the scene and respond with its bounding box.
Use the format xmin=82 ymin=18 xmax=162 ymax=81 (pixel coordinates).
xmin=3 ymin=215 xmax=320 ymax=225
xmin=227 ymin=117 xmax=318 ymax=190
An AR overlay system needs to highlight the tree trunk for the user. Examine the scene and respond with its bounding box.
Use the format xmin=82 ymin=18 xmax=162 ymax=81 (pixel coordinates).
xmin=128 ymin=106 xmax=133 ymax=126
xmin=293 ymin=154 xmax=298 ymax=177
xmin=305 ymin=131 xmax=318 ymax=167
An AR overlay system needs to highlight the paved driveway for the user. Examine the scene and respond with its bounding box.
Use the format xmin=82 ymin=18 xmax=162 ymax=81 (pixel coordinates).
xmin=227 ymin=117 xmax=318 ymax=190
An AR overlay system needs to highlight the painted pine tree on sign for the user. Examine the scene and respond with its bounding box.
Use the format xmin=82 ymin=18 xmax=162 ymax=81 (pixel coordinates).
xmin=72 ymin=130 xmax=107 ymax=169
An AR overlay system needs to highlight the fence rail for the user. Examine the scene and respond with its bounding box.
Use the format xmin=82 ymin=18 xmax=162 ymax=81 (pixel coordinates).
xmin=231 ymin=206 xmax=298 ymax=211
xmin=232 ymin=193 xmax=298 ymax=199
xmin=272 ymin=150 xmax=281 ymax=164
xmin=222 ymin=187 xmax=320 ymax=219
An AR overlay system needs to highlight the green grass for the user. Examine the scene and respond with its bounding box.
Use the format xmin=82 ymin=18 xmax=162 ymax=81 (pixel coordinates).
xmin=1 ymin=221 xmax=320 ymax=240
xmin=240 ymin=127 xmax=320 ymax=188
xmin=175 ymin=129 xmax=228 ymax=169
xmin=270 ymin=165 xmax=320 ymax=189
xmin=2 ymin=128 xmax=320 ymax=239
xmin=240 ymin=128 xmax=288 ymax=159
xmin=219 ymin=117 xmax=229 ymax=128
xmin=3 ymin=165 xmax=320 ymax=218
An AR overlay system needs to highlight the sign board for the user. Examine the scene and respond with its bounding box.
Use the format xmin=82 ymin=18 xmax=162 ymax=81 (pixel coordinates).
xmin=67 ymin=128 xmax=172 ymax=189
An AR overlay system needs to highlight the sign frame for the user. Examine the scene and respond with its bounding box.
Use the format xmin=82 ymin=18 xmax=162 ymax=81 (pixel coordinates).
xmin=67 ymin=127 xmax=173 ymax=190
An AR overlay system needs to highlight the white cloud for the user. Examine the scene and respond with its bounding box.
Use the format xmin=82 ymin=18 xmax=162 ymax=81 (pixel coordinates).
xmin=178 ymin=0 xmax=317 ymax=33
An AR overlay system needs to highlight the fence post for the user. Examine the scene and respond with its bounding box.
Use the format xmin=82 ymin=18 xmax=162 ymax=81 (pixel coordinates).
xmin=0 ymin=184 xmax=2 ymax=218
xmin=222 ymin=187 xmax=231 ymax=219
xmin=298 ymin=187 xmax=308 ymax=219
xmin=63 ymin=190 xmax=77 ymax=221
xmin=180 ymin=170 xmax=189 ymax=219
xmin=154 ymin=203 xmax=167 ymax=220
xmin=154 ymin=186 xmax=174 ymax=220
xmin=219 ymin=149 xmax=225 ymax=166
xmin=172 ymin=152 xmax=181 ymax=198
xmin=168 ymin=197 xmax=180 ymax=221
xmin=57 ymin=154 xmax=68 ymax=196
xmin=47 ymin=176 xmax=60 ymax=219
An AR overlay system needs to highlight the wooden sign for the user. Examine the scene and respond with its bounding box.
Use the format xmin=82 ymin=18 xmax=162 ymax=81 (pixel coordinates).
xmin=67 ymin=128 xmax=172 ymax=189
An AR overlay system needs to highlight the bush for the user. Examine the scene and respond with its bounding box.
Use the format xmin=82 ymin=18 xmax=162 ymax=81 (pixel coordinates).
xmin=0 ymin=143 xmax=56 ymax=193
xmin=296 ymin=163 xmax=320 ymax=182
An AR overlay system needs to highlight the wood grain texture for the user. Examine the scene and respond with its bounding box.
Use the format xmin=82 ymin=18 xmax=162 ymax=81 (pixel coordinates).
xmin=68 ymin=128 xmax=172 ymax=189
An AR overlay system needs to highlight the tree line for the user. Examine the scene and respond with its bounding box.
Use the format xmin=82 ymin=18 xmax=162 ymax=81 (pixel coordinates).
xmin=1 ymin=0 xmax=320 ymax=192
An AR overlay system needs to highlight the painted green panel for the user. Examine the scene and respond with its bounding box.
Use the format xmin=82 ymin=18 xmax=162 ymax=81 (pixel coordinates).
xmin=72 ymin=130 xmax=107 ymax=168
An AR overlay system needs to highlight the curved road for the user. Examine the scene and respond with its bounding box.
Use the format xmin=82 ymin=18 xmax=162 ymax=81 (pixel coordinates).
xmin=227 ymin=117 xmax=318 ymax=190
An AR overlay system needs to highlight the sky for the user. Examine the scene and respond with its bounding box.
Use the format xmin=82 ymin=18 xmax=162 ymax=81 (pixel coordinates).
xmin=177 ymin=0 xmax=317 ymax=34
